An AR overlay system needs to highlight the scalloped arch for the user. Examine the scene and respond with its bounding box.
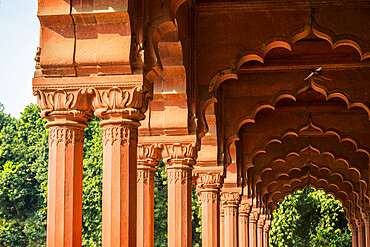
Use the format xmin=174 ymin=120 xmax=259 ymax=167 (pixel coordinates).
xmin=208 ymin=21 xmax=370 ymax=94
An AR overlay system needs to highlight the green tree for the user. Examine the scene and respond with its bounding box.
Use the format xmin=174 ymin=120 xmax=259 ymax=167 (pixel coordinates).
xmin=269 ymin=187 xmax=352 ymax=247
xmin=0 ymin=104 xmax=48 ymax=246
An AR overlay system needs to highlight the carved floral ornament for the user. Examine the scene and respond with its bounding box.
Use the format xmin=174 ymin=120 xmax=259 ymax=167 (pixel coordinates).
xmin=33 ymin=85 xmax=151 ymax=123
xmin=49 ymin=126 xmax=84 ymax=146
xmin=137 ymin=143 xmax=163 ymax=163
xmin=102 ymin=125 xmax=137 ymax=146
xmin=220 ymin=192 xmax=240 ymax=205
xmin=163 ymin=142 xmax=199 ymax=164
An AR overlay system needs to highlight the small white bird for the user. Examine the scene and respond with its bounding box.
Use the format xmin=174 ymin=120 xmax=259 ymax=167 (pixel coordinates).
xmin=304 ymin=67 xmax=322 ymax=80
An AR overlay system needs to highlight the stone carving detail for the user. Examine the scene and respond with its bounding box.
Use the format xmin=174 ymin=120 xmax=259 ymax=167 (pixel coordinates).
xmin=137 ymin=144 xmax=162 ymax=163
xmin=239 ymin=203 xmax=251 ymax=215
xmin=199 ymin=191 xmax=219 ymax=204
xmin=137 ymin=169 xmax=155 ymax=183
xmin=49 ymin=127 xmax=84 ymax=145
xmin=196 ymin=172 xmax=222 ymax=187
xmin=223 ymin=206 xmax=238 ymax=216
xmin=102 ymin=126 xmax=137 ymax=146
xmin=249 ymin=210 xmax=260 ymax=223
xmin=163 ymin=143 xmax=199 ymax=162
xmin=220 ymin=192 xmax=240 ymax=205
xmin=88 ymin=86 xmax=149 ymax=121
xmin=33 ymin=85 xmax=150 ymax=123
xmin=263 ymin=220 xmax=271 ymax=232
xmin=166 ymin=169 xmax=192 ymax=184
xmin=33 ymin=89 xmax=91 ymax=120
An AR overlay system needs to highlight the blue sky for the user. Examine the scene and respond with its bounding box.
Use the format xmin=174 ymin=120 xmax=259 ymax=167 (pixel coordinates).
xmin=0 ymin=0 xmax=39 ymax=118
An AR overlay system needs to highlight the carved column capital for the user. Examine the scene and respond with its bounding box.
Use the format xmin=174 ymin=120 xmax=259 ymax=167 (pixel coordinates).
xmin=163 ymin=142 xmax=199 ymax=166
xmin=88 ymin=85 xmax=151 ymax=126
xmin=257 ymin=214 xmax=266 ymax=228
xmin=239 ymin=202 xmax=251 ymax=216
xmin=33 ymin=89 xmax=92 ymax=127
xmin=137 ymin=143 xmax=162 ymax=166
xmin=249 ymin=209 xmax=260 ymax=223
xmin=220 ymin=192 xmax=240 ymax=206
xmin=196 ymin=172 xmax=223 ymax=189
xmin=263 ymin=219 xmax=271 ymax=232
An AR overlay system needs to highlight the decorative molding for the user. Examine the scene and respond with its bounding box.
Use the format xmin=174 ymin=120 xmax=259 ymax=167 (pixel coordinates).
xmin=88 ymin=86 xmax=150 ymax=122
xmin=49 ymin=126 xmax=84 ymax=146
xmin=239 ymin=202 xmax=251 ymax=215
xmin=137 ymin=169 xmax=155 ymax=184
xmin=220 ymin=192 xmax=240 ymax=205
xmin=196 ymin=172 xmax=223 ymax=188
xmin=223 ymin=206 xmax=238 ymax=216
xmin=102 ymin=125 xmax=137 ymax=146
xmin=199 ymin=191 xmax=219 ymax=204
xmin=166 ymin=169 xmax=192 ymax=184
xmin=249 ymin=210 xmax=260 ymax=223
xmin=163 ymin=143 xmax=199 ymax=162
xmin=33 ymin=89 xmax=92 ymax=122
xmin=33 ymin=84 xmax=151 ymax=124
xmin=137 ymin=143 xmax=162 ymax=164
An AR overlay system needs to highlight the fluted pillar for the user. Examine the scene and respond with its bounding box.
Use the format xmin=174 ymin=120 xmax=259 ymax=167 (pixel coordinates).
xmin=136 ymin=144 xmax=161 ymax=247
xmin=196 ymin=171 xmax=223 ymax=247
xmin=257 ymin=214 xmax=265 ymax=247
xmin=220 ymin=203 xmax=225 ymax=247
xmin=263 ymin=219 xmax=271 ymax=247
xmin=165 ymin=143 xmax=198 ymax=247
xmin=249 ymin=208 xmax=260 ymax=247
xmin=34 ymin=89 xmax=92 ymax=247
xmin=239 ymin=201 xmax=251 ymax=247
xmin=357 ymin=220 xmax=365 ymax=247
xmin=92 ymin=85 xmax=149 ymax=247
xmin=350 ymin=223 xmax=358 ymax=247
xmin=221 ymin=192 xmax=240 ymax=247
xmin=364 ymin=217 xmax=370 ymax=247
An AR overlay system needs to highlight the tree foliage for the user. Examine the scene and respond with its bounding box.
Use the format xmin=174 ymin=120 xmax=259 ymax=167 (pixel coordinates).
xmin=270 ymin=186 xmax=352 ymax=247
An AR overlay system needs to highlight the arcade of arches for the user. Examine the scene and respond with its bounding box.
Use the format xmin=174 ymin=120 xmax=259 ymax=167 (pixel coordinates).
xmin=33 ymin=0 xmax=370 ymax=246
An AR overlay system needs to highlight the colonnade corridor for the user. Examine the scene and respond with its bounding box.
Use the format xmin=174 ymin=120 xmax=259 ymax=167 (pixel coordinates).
xmin=33 ymin=0 xmax=370 ymax=246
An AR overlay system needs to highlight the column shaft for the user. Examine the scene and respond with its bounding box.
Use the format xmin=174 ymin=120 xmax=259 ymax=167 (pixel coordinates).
xmin=238 ymin=203 xmax=251 ymax=247
xmin=249 ymin=211 xmax=259 ymax=247
xmin=136 ymin=166 xmax=156 ymax=247
xmin=365 ymin=220 xmax=370 ymax=247
xmin=197 ymin=172 xmax=222 ymax=247
xmin=358 ymin=222 xmax=365 ymax=247
xmin=220 ymin=204 xmax=225 ymax=247
xmin=167 ymin=165 xmax=193 ymax=247
xmin=263 ymin=220 xmax=271 ymax=247
xmin=47 ymin=125 xmax=85 ymax=247
xmin=221 ymin=192 xmax=240 ymax=247
xmin=101 ymin=123 xmax=139 ymax=247
xmin=351 ymin=224 xmax=358 ymax=247
xmin=257 ymin=216 xmax=265 ymax=247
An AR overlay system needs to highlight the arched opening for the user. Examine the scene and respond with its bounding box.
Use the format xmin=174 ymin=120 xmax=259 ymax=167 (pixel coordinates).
xmin=269 ymin=186 xmax=352 ymax=246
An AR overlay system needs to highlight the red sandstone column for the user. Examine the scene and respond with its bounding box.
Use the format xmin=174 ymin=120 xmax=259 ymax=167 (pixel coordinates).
xmin=136 ymin=144 xmax=161 ymax=247
xmin=34 ymin=89 xmax=91 ymax=247
xmin=221 ymin=192 xmax=240 ymax=247
xmin=239 ymin=202 xmax=251 ymax=247
xmin=257 ymin=214 xmax=265 ymax=247
xmin=196 ymin=172 xmax=222 ymax=247
xmin=357 ymin=220 xmax=365 ymax=247
xmin=350 ymin=223 xmax=358 ymax=247
xmin=364 ymin=217 xmax=370 ymax=247
xmin=47 ymin=122 xmax=86 ymax=247
xmin=263 ymin=219 xmax=271 ymax=247
xmin=249 ymin=209 xmax=260 ymax=247
xmin=92 ymin=85 xmax=148 ymax=247
xmin=220 ymin=203 xmax=225 ymax=247
xmin=165 ymin=143 xmax=198 ymax=247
